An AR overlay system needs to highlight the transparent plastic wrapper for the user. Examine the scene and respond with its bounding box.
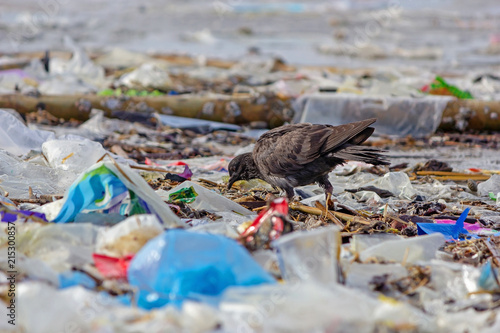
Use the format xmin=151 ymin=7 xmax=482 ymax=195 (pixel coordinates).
xmin=345 ymin=263 xmax=408 ymax=290
xmin=38 ymin=74 xmax=99 ymax=95
xmin=359 ymin=233 xmax=445 ymax=264
xmin=116 ymin=63 xmax=174 ymax=90
xmin=159 ymin=181 xmax=252 ymax=216
xmin=426 ymin=260 xmax=482 ymax=304
xmin=272 ymin=225 xmax=340 ymax=285
xmin=0 ymin=253 xmax=59 ymax=286
xmin=220 ymin=283 xmax=388 ymax=333
xmin=436 ymin=309 xmax=495 ymax=333
xmin=95 ymin=214 xmax=164 ymax=257
xmin=478 ymin=174 xmax=500 ymax=196
xmin=49 ymin=36 xmax=107 ymax=88
xmin=351 ymin=234 xmax=403 ymax=254
xmin=15 ymin=223 xmax=97 ymax=272
xmin=0 ymin=109 xmax=55 ymax=156
xmin=293 ymin=93 xmax=454 ymax=137
xmin=53 ymin=159 xmax=182 ymax=227
xmin=367 ymin=172 xmax=416 ymax=200
xmin=0 ymin=151 xmax=76 ymax=199
xmin=17 ymin=282 xmax=131 ymax=333
xmin=128 ymin=229 xmax=275 ymax=309
xmin=354 ymin=190 xmax=382 ymax=204
xmin=189 ymin=221 xmax=240 ymax=239
xmin=42 ymin=138 xmax=107 ymax=173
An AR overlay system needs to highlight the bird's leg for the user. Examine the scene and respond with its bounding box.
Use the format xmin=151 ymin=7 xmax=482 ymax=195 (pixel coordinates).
xmin=284 ymin=187 xmax=296 ymax=203
xmin=318 ymin=175 xmax=335 ymax=217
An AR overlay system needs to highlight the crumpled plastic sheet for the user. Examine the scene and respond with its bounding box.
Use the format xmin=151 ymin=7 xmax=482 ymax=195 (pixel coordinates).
xmin=128 ymin=229 xmax=275 ymax=309
xmin=359 ymin=233 xmax=445 ymax=264
xmin=15 ymin=282 xmax=130 ymax=333
xmin=0 ymin=108 xmax=55 ymax=156
xmin=42 ymin=138 xmax=108 ymax=173
xmin=95 ymin=214 xmax=164 ymax=257
xmin=293 ymin=93 xmax=454 ymax=137
xmin=220 ymin=282 xmax=435 ymax=332
xmin=13 ymin=223 xmax=98 ymax=272
xmin=272 ymin=226 xmax=340 ymax=285
xmin=115 ymin=63 xmax=174 ymax=90
xmin=366 ymin=172 xmax=416 ymax=200
xmin=345 ymin=262 xmax=408 ymax=290
xmin=7 ymin=280 xmax=223 ymax=333
xmin=48 ymin=36 xmax=108 ymax=90
xmin=0 ymin=150 xmax=76 ymax=199
xmin=478 ymin=174 xmax=500 ymax=196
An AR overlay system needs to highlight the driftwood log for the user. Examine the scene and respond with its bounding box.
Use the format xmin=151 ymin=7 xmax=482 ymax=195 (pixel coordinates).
xmin=0 ymin=93 xmax=292 ymax=128
xmin=0 ymin=93 xmax=499 ymax=132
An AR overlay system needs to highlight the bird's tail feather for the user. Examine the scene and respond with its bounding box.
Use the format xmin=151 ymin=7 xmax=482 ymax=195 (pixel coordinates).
xmin=335 ymin=145 xmax=389 ymax=165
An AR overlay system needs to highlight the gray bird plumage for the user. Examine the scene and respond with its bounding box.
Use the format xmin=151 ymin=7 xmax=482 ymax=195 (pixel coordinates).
xmin=227 ymin=118 xmax=389 ymax=200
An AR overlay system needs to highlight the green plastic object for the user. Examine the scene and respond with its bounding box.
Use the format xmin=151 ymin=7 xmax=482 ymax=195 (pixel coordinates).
xmin=430 ymin=76 xmax=473 ymax=99
xmin=168 ymin=186 xmax=198 ymax=203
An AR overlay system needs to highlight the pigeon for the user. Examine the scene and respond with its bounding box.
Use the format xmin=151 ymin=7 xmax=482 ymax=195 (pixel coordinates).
xmin=227 ymin=118 xmax=389 ymax=203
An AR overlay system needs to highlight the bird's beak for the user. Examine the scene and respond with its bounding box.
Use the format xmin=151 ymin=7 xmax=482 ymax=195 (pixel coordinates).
xmin=227 ymin=174 xmax=238 ymax=190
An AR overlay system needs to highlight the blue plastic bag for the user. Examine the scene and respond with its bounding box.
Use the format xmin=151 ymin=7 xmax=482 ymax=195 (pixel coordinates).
xmin=128 ymin=229 xmax=276 ymax=309
xmin=417 ymin=208 xmax=470 ymax=240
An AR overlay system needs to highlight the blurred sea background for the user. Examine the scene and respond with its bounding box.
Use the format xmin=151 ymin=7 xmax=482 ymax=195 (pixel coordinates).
xmin=1 ymin=0 xmax=500 ymax=69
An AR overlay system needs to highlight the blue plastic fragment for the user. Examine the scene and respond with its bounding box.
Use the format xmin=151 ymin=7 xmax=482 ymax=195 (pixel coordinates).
xmin=0 ymin=209 xmax=46 ymax=222
xmin=417 ymin=207 xmax=471 ymax=240
xmin=128 ymin=229 xmax=276 ymax=309
xmin=59 ymin=271 xmax=96 ymax=289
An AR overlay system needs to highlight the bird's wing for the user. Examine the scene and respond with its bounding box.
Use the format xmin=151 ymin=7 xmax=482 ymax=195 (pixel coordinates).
xmin=254 ymin=119 xmax=377 ymax=177
xmin=253 ymin=124 xmax=333 ymax=176
xmin=320 ymin=118 xmax=376 ymax=154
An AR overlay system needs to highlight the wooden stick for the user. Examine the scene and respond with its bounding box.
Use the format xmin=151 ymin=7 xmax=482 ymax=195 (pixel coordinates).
xmin=415 ymin=171 xmax=487 ymax=176
xmin=289 ymin=202 xmax=372 ymax=225
xmin=314 ymin=201 xmax=345 ymax=228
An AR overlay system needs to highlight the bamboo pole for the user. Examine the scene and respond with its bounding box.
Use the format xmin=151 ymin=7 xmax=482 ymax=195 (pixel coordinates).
xmin=439 ymin=99 xmax=500 ymax=131
xmin=0 ymin=93 xmax=289 ymax=127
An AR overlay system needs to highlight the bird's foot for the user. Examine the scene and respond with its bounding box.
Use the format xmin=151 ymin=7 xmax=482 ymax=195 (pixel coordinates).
xmin=324 ymin=193 xmax=338 ymax=217
xmin=326 ymin=195 xmax=338 ymax=211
